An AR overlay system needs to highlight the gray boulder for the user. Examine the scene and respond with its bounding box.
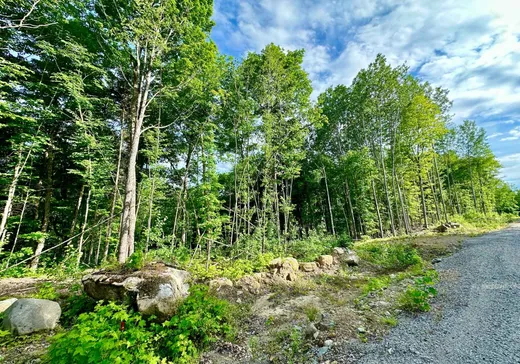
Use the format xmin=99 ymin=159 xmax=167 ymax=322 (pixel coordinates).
xmin=82 ymin=263 xmax=189 ymax=318
xmin=3 ymin=298 xmax=61 ymax=335
xmin=0 ymin=298 xmax=17 ymax=313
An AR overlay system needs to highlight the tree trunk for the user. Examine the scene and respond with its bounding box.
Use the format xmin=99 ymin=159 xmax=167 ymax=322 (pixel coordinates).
xmin=372 ymin=180 xmax=384 ymax=238
xmin=103 ymin=123 xmax=124 ymax=262
xmin=76 ymin=187 xmax=91 ymax=268
xmin=0 ymin=150 xmax=31 ymax=246
xmin=433 ymin=154 xmax=449 ymax=223
xmin=68 ymin=184 xmax=85 ymax=247
xmin=417 ymin=165 xmax=428 ymax=229
xmin=31 ymin=148 xmax=54 ymax=270
xmin=344 ymin=179 xmax=357 ymax=239
xmin=6 ymin=189 xmax=30 ymax=268
xmin=322 ymin=167 xmax=335 ymax=236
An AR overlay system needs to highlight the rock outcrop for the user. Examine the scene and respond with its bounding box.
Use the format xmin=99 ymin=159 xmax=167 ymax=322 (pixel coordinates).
xmin=82 ymin=263 xmax=189 ymax=318
xmin=317 ymin=255 xmax=334 ymax=268
xmin=3 ymin=298 xmax=61 ymax=335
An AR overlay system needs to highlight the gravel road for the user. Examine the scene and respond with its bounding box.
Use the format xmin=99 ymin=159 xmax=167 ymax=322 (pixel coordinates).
xmin=355 ymin=222 xmax=520 ymax=364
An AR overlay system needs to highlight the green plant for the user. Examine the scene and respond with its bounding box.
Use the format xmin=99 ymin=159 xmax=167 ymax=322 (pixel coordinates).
xmin=35 ymin=282 xmax=59 ymax=300
xmin=153 ymin=285 xmax=235 ymax=363
xmin=398 ymin=274 xmax=438 ymax=312
xmin=60 ymin=293 xmax=96 ymax=328
xmin=125 ymin=251 xmax=145 ymax=271
xmin=47 ymin=302 xmax=162 ymax=364
xmin=380 ymin=316 xmax=398 ymax=327
xmin=356 ymin=242 xmax=423 ymax=271
xmin=302 ymin=304 xmax=320 ymax=322
xmin=361 ymin=276 xmax=391 ymax=295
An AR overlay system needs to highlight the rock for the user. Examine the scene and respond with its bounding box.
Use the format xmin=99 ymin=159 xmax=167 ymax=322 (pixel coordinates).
xmin=344 ymin=251 xmax=360 ymax=266
xmin=209 ymin=277 xmax=233 ymax=291
xmin=357 ymin=326 xmax=366 ymax=334
xmin=269 ymin=257 xmax=299 ymax=281
xmin=324 ymin=339 xmax=334 ymax=347
xmin=317 ymin=346 xmax=329 ymax=356
xmin=236 ymin=275 xmax=261 ymax=294
xmin=3 ymin=298 xmax=61 ymax=335
xmin=304 ymin=323 xmax=319 ymax=339
xmin=82 ymin=264 xmax=189 ymax=318
xmin=0 ymin=298 xmax=17 ymax=313
xmin=432 ymin=258 xmax=442 ymax=264
xmin=388 ymin=348 xmax=394 ymax=354
xmin=332 ymin=247 xmax=346 ymax=256
xmin=317 ymin=255 xmax=334 ymax=268
xmin=300 ymin=262 xmax=318 ymax=272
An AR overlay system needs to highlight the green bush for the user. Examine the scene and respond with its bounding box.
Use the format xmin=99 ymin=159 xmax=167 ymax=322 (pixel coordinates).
xmin=287 ymin=233 xmax=350 ymax=262
xmin=47 ymin=285 xmax=235 ymax=364
xmin=398 ymin=274 xmax=438 ymax=312
xmin=153 ymin=285 xmax=235 ymax=363
xmin=47 ymin=302 xmax=162 ymax=364
xmin=355 ymin=242 xmax=422 ymax=271
xmin=60 ymin=293 xmax=96 ymax=328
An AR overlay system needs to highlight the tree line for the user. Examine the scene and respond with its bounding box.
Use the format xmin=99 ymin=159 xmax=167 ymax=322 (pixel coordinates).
xmin=0 ymin=0 xmax=518 ymax=271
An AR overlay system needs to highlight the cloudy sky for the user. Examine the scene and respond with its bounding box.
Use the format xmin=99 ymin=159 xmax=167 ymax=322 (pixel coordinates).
xmin=211 ymin=0 xmax=520 ymax=187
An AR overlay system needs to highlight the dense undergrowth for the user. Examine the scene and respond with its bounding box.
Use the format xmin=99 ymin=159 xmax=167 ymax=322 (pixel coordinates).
xmin=46 ymin=286 xmax=235 ymax=364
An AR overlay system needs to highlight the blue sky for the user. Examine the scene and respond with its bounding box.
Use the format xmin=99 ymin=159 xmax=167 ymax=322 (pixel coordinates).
xmin=211 ymin=0 xmax=520 ymax=187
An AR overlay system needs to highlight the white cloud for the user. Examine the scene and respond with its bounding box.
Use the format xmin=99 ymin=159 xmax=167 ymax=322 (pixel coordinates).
xmin=500 ymin=126 xmax=520 ymax=141
xmin=488 ymin=133 xmax=504 ymax=139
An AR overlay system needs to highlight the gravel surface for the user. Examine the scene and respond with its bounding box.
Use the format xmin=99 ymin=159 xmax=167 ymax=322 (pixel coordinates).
xmin=348 ymin=222 xmax=520 ymax=364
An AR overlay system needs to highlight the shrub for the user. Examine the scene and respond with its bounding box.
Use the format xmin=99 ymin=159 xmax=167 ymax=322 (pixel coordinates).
xmin=60 ymin=293 xmax=96 ymax=328
xmin=47 ymin=286 xmax=235 ymax=364
xmin=153 ymin=285 xmax=235 ymax=362
xmin=398 ymin=273 xmax=437 ymax=312
xmin=47 ymin=302 xmax=162 ymax=364
xmin=355 ymin=242 xmax=422 ymax=271
xmin=288 ymin=233 xmax=351 ymax=262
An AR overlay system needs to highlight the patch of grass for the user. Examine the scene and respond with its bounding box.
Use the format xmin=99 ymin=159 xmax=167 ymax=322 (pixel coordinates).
xmin=361 ymin=276 xmax=391 ymax=295
xmin=302 ymin=304 xmax=320 ymax=322
xmin=380 ymin=316 xmax=398 ymax=327
xmin=355 ymin=242 xmax=423 ymax=271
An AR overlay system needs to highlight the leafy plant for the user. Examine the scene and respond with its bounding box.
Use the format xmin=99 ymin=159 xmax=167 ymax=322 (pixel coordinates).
xmin=47 ymin=302 xmax=162 ymax=364
xmin=34 ymin=282 xmax=59 ymax=300
xmin=398 ymin=274 xmax=438 ymax=312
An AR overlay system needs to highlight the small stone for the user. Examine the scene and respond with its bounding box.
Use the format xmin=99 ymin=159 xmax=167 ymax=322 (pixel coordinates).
xmin=357 ymin=327 xmax=366 ymax=334
xmin=317 ymin=346 xmax=329 ymax=356
xmin=324 ymin=339 xmax=334 ymax=347
xmin=304 ymin=323 xmax=319 ymax=338
xmin=432 ymin=258 xmax=442 ymax=264
xmin=236 ymin=298 xmax=242 ymax=304
xmin=388 ymin=348 xmax=394 ymax=354
xmin=0 ymin=298 xmax=17 ymax=314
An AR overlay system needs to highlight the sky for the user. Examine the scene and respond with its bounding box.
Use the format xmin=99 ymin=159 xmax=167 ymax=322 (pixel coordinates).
xmin=211 ymin=0 xmax=520 ymax=187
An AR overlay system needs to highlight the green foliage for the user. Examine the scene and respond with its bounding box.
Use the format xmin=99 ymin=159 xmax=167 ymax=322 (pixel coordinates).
xmin=125 ymin=251 xmax=145 ymax=271
xmin=288 ymin=233 xmax=350 ymax=262
xmin=60 ymin=293 xmax=96 ymax=328
xmin=47 ymin=286 xmax=234 ymax=364
xmin=153 ymin=285 xmax=235 ymax=363
xmin=302 ymin=304 xmax=320 ymax=322
xmin=398 ymin=273 xmax=438 ymax=312
xmin=47 ymin=302 xmax=162 ymax=364
xmin=356 ymin=242 xmax=423 ymax=271
xmin=361 ymin=276 xmax=391 ymax=295
xmin=34 ymin=282 xmax=59 ymax=300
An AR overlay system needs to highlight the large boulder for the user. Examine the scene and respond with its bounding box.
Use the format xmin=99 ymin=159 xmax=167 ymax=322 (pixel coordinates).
xmin=0 ymin=298 xmax=17 ymax=314
xmin=82 ymin=264 xmax=189 ymax=318
xmin=3 ymin=298 xmax=61 ymax=335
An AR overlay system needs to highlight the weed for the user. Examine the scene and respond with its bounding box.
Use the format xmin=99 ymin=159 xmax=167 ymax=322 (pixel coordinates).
xmin=398 ymin=274 xmax=438 ymax=312
xmin=302 ymin=304 xmax=320 ymax=322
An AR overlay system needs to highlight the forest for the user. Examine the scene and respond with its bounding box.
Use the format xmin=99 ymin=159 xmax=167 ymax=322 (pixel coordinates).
xmin=1 ymin=0 xmax=519 ymax=276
